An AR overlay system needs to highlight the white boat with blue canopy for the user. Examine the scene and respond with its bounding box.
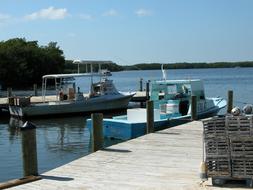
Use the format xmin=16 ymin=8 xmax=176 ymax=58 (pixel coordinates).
xmin=87 ymin=78 xmax=226 ymax=140
xmin=9 ymin=61 xmax=134 ymax=118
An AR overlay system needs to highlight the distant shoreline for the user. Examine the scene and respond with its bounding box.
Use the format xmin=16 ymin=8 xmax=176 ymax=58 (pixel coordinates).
xmin=120 ymin=62 xmax=253 ymax=71
xmin=66 ymin=61 xmax=253 ymax=73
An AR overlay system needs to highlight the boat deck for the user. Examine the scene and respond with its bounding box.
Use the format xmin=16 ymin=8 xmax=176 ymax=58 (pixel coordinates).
xmin=6 ymin=121 xmax=243 ymax=190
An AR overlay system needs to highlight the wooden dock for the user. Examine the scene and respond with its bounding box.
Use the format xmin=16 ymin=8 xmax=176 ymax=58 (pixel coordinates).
xmin=6 ymin=121 xmax=245 ymax=190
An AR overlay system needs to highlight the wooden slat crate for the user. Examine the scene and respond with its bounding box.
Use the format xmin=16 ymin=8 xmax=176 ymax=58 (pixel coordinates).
xmin=230 ymin=137 xmax=253 ymax=157
xmin=226 ymin=115 xmax=253 ymax=136
xmin=231 ymin=157 xmax=253 ymax=178
xmin=206 ymin=156 xmax=231 ymax=177
xmin=203 ymin=116 xmax=226 ymax=138
xmin=205 ymin=137 xmax=230 ymax=157
xmin=203 ymin=115 xmax=253 ymax=180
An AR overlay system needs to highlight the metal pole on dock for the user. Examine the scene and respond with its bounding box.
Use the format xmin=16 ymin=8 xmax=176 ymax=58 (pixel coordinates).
xmin=146 ymin=80 xmax=150 ymax=100
xmin=146 ymin=100 xmax=154 ymax=133
xmin=7 ymin=87 xmax=12 ymax=97
xmin=139 ymin=78 xmax=143 ymax=91
xmin=33 ymin=84 xmax=38 ymax=96
xmin=91 ymin=113 xmax=104 ymax=152
xmin=21 ymin=122 xmax=38 ymax=176
xmin=191 ymin=95 xmax=197 ymax=121
xmin=227 ymin=90 xmax=233 ymax=114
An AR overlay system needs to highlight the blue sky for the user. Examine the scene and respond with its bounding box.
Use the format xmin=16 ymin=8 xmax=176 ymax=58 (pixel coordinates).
xmin=0 ymin=0 xmax=253 ymax=65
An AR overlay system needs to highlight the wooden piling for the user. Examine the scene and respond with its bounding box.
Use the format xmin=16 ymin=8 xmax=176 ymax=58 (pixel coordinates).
xmin=33 ymin=84 xmax=38 ymax=96
xmin=146 ymin=81 xmax=150 ymax=100
xmin=7 ymin=87 xmax=12 ymax=97
xmin=227 ymin=90 xmax=233 ymax=113
xmin=146 ymin=100 xmax=154 ymax=133
xmin=139 ymin=78 xmax=143 ymax=91
xmin=191 ymin=95 xmax=197 ymax=121
xmin=91 ymin=113 xmax=104 ymax=152
xmin=21 ymin=127 xmax=38 ymax=176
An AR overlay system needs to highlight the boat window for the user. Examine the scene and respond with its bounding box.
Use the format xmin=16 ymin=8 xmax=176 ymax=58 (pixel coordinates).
xmin=167 ymin=85 xmax=177 ymax=94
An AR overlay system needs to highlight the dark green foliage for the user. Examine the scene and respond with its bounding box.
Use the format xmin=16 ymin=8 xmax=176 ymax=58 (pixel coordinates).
xmin=0 ymin=38 xmax=65 ymax=89
xmin=122 ymin=62 xmax=253 ymax=70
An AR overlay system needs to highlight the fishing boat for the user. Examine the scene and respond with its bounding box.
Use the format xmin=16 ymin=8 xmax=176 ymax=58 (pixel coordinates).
xmin=9 ymin=61 xmax=134 ymax=118
xmin=87 ymin=77 xmax=226 ymax=140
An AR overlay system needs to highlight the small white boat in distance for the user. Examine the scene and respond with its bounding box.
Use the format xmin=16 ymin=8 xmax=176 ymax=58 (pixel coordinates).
xmin=9 ymin=61 xmax=134 ymax=118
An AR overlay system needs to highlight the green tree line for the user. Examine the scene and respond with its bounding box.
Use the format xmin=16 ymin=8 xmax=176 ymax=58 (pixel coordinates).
xmin=0 ymin=38 xmax=65 ymax=89
xmin=123 ymin=62 xmax=253 ymax=70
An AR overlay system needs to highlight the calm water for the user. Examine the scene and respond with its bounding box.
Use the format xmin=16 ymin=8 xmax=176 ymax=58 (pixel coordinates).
xmin=0 ymin=67 xmax=253 ymax=182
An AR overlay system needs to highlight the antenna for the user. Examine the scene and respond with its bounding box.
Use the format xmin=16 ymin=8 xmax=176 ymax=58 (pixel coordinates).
xmin=161 ymin=64 xmax=167 ymax=80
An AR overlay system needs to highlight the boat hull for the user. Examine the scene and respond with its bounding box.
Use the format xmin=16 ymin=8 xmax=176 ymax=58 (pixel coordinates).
xmin=87 ymin=98 xmax=226 ymax=140
xmin=9 ymin=94 xmax=133 ymax=118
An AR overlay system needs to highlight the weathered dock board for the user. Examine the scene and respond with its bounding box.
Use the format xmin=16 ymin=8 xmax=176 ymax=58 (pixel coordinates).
xmin=6 ymin=121 xmax=245 ymax=190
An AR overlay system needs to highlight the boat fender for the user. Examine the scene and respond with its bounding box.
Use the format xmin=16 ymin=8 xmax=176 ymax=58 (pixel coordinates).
xmin=20 ymin=121 xmax=36 ymax=130
xmin=231 ymin=107 xmax=241 ymax=116
xmin=243 ymin=104 xmax=253 ymax=114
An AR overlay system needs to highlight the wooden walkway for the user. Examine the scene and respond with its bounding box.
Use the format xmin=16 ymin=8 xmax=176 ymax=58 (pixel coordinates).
xmin=7 ymin=121 xmax=246 ymax=190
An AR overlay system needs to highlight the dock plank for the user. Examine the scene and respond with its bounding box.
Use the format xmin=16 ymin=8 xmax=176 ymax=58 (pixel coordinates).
xmin=7 ymin=121 xmax=245 ymax=190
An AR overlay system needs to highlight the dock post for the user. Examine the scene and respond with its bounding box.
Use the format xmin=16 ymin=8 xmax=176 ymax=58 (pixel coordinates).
xmin=21 ymin=122 xmax=38 ymax=176
xmin=140 ymin=78 xmax=144 ymax=107
xmin=146 ymin=100 xmax=154 ymax=133
xmin=139 ymin=78 xmax=143 ymax=91
xmin=7 ymin=87 xmax=12 ymax=97
xmin=33 ymin=84 xmax=38 ymax=96
xmin=191 ymin=95 xmax=197 ymax=121
xmin=146 ymin=80 xmax=150 ymax=100
xmin=227 ymin=90 xmax=233 ymax=113
xmin=91 ymin=113 xmax=104 ymax=152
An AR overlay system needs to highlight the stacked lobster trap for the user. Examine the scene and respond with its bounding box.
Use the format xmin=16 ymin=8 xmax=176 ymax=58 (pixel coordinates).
xmin=202 ymin=114 xmax=253 ymax=186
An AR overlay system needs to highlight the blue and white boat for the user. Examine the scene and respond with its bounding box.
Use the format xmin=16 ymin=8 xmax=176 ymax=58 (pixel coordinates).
xmin=87 ymin=78 xmax=226 ymax=140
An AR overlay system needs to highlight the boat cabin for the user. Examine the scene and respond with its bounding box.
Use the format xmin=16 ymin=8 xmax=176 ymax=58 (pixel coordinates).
xmin=41 ymin=60 xmax=114 ymax=102
xmin=150 ymin=79 xmax=205 ymax=116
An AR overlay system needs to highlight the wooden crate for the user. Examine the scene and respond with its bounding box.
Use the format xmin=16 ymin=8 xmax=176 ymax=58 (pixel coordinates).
xmin=203 ymin=116 xmax=226 ymax=138
xmin=230 ymin=137 xmax=253 ymax=157
xmin=231 ymin=157 xmax=253 ymax=178
xmin=205 ymin=137 xmax=230 ymax=157
xmin=226 ymin=115 xmax=253 ymax=136
xmin=15 ymin=97 xmax=31 ymax=107
xmin=206 ymin=156 xmax=231 ymax=177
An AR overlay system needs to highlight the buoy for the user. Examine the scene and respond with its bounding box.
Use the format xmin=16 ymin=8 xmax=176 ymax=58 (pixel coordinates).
xmin=200 ymin=161 xmax=208 ymax=181
xmin=20 ymin=121 xmax=36 ymax=130
xmin=243 ymin=104 xmax=253 ymax=115
xmin=231 ymin=107 xmax=241 ymax=116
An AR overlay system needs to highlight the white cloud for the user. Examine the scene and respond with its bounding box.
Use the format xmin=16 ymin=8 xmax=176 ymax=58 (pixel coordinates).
xmin=0 ymin=13 xmax=11 ymax=23
xmin=24 ymin=6 xmax=68 ymax=20
xmin=79 ymin=14 xmax=93 ymax=20
xmin=103 ymin=9 xmax=118 ymax=17
xmin=135 ymin=9 xmax=152 ymax=17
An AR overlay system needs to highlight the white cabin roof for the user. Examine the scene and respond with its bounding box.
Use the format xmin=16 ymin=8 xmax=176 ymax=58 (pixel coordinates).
xmin=42 ymin=73 xmax=102 ymax=79
xmin=72 ymin=60 xmax=113 ymax=65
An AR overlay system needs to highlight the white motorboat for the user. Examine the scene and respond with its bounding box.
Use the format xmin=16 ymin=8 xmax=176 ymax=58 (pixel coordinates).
xmin=9 ymin=61 xmax=134 ymax=118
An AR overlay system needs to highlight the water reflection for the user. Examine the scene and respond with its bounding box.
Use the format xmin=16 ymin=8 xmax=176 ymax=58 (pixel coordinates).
xmin=0 ymin=116 xmax=122 ymax=182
